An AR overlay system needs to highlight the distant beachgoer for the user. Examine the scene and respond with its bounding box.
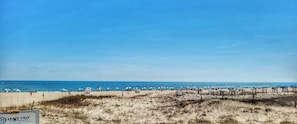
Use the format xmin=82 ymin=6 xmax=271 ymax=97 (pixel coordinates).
xmin=122 ymin=91 xmax=124 ymax=97
xmin=42 ymin=92 xmax=44 ymax=98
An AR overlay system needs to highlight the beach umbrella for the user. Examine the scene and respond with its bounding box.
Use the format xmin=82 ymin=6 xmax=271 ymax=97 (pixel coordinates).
xmin=85 ymin=87 xmax=92 ymax=94
xmin=78 ymin=88 xmax=84 ymax=91
xmin=125 ymin=86 xmax=132 ymax=91
xmin=4 ymin=88 xmax=10 ymax=92
xmin=96 ymin=87 xmax=102 ymax=91
xmin=135 ymin=88 xmax=140 ymax=93
xmin=13 ymin=88 xmax=21 ymax=92
xmin=60 ymin=88 xmax=68 ymax=92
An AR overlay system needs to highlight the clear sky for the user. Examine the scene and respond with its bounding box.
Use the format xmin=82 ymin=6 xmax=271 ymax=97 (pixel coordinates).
xmin=1 ymin=0 xmax=297 ymax=82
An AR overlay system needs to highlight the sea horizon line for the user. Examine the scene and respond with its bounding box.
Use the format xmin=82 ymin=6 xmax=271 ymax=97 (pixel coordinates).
xmin=1 ymin=80 xmax=296 ymax=83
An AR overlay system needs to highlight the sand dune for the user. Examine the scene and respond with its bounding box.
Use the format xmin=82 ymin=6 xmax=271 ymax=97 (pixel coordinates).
xmin=1 ymin=90 xmax=297 ymax=124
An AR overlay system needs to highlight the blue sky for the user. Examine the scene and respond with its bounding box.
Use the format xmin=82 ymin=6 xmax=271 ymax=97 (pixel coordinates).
xmin=1 ymin=0 xmax=297 ymax=82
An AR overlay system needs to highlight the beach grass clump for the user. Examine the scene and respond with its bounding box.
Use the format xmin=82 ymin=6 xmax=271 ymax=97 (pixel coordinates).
xmin=219 ymin=115 xmax=238 ymax=124
xmin=0 ymin=105 xmax=30 ymax=112
xmin=280 ymin=121 xmax=295 ymax=124
xmin=41 ymin=95 xmax=90 ymax=107
xmin=240 ymin=95 xmax=297 ymax=107
xmin=111 ymin=119 xmax=121 ymax=123
xmin=72 ymin=111 xmax=89 ymax=123
xmin=104 ymin=108 xmax=113 ymax=114
xmin=41 ymin=95 xmax=115 ymax=107
xmin=192 ymin=118 xmax=212 ymax=124
xmin=264 ymin=107 xmax=272 ymax=112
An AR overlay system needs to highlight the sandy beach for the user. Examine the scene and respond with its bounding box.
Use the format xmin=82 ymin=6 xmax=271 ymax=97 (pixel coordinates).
xmin=1 ymin=88 xmax=297 ymax=124
xmin=0 ymin=87 xmax=295 ymax=107
xmin=0 ymin=90 xmax=174 ymax=107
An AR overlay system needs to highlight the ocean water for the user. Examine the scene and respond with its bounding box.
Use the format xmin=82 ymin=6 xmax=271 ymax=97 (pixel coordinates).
xmin=0 ymin=81 xmax=296 ymax=92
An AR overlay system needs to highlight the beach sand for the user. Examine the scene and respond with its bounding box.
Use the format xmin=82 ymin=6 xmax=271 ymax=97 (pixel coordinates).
xmin=1 ymin=89 xmax=297 ymax=124
xmin=0 ymin=90 xmax=173 ymax=107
